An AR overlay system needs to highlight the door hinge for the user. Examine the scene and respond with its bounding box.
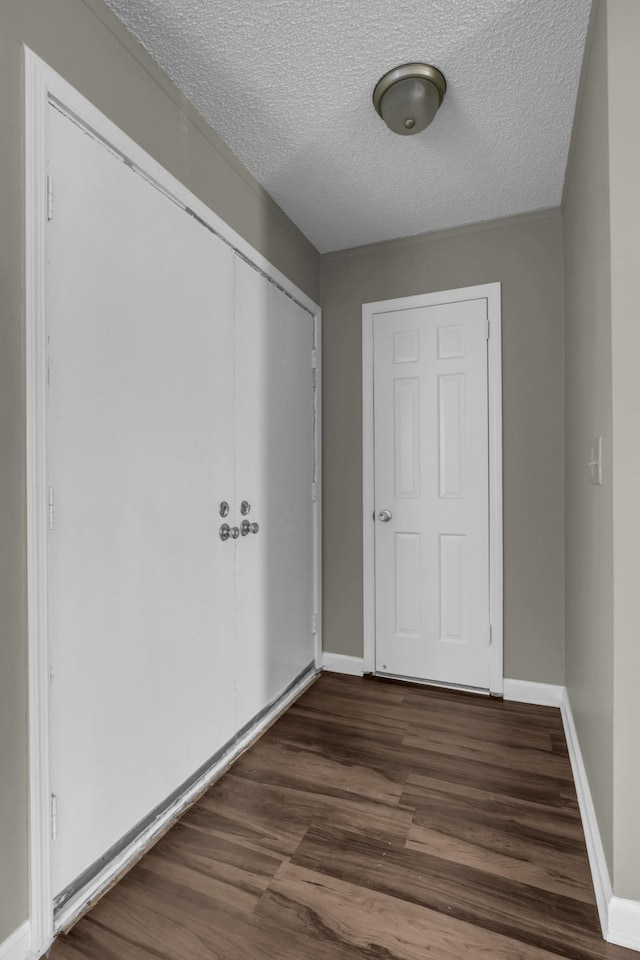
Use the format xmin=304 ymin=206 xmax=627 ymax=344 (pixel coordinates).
xmin=312 ymin=481 xmax=318 ymax=502
xmin=489 ymin=625 xmax=493 ymax=645
xmin=312 ymin=613 xmax=318 ymax=635
xmin=51 ymin=794 xmax=58 ymax=840
xmin=48 ymin=486 xmax=55 ymax=531
xmin=486 ymin=320 xmax=490 ymax=340
xmin=312 ymin=349 xmax=318 ymax=369
xmin=47 ymin=175 xmax=54 ymax=221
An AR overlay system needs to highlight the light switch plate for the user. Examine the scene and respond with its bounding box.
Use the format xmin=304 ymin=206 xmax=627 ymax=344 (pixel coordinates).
xmin=589 ymin=436 xmax=603 ymax=485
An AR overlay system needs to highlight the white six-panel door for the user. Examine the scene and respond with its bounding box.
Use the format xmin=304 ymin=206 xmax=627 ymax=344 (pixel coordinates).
xmin=372 ymin=297 xmax=492 ymax=689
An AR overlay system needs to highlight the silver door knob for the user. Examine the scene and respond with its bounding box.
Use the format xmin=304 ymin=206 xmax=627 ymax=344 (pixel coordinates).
xmin=249 ymin=522 xmax=259 ymax=534
xmin=220 ymin=524 xmax=240 ymax=541
xmin=378 ymin=509 xmax=392 ymax=522
xmin=241 ymin=519 xmax=260 ymax=536
xmin=240 ymin=500 xmax=251 ymax=516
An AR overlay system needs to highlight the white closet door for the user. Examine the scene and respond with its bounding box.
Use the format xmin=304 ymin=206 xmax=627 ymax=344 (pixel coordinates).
xmin=234 ymin=258 xmax=315 ymax=728
xmin=47 ymin=104 xmax=236 ymax=898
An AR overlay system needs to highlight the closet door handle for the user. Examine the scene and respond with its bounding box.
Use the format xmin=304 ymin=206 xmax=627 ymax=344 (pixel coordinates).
xmin=219 ymin=523 xmax=240 ymax=541
xmin=241 ymin=520 xmax=260 ymax=536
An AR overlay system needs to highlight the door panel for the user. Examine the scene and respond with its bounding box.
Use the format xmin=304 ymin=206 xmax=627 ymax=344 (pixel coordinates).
xmin=234 ymin=258 xmax=315 ymax=729
xmin=394 ymin=377 xmax=421 ymax=498
xmin=373 ymin=298 xmax=490 ymax=688
xmin=439 ymin=374 xmax=466 ymax=498
xmin=47 ymin=105 xmax=236 ymax=897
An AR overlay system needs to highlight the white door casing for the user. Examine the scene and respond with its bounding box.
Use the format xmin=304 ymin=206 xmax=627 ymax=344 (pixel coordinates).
xmin=363 ymin=285 xmax=503 ymax=693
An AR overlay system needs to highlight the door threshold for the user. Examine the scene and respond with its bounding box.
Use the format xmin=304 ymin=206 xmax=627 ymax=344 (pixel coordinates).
xmin=368 ymin=671 xmax=493 ymax=698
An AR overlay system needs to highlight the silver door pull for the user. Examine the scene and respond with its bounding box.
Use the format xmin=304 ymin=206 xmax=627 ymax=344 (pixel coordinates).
xmin=240 ymin=500 xmax=251 ymax=516
xmin=219 ymin=501 xmax=230 ymax=518
xmin=241 ymin=520 xmax=260 ymax=536
xmin=378 ymin=509 xmax=392 ymax=522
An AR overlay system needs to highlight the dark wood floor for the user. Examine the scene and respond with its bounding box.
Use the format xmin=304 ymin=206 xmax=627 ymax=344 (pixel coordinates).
xmin=48 ymin=673 xmax=636 ymax=960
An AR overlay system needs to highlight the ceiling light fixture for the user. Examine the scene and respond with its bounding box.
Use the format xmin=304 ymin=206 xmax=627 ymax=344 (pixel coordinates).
xmin=373 ymin=63 xmax=446 ymax=136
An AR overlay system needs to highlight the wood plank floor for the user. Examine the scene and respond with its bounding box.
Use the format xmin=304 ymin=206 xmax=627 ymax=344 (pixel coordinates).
xmin=48 ymin=674 xmax=636 ymax=960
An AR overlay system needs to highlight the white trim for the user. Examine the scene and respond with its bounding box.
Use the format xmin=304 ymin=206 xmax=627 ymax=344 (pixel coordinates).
xmin=560 ymin=687 xmax=612 ymax=939
xmin=361 ymin=283 xmax=503 ymax=693
xmin=54 ymin=668 xmax=318 ymax=933
xmin=503 ymin=679 xmax=564 ymax=707
xmin=24 ymin=47 xmax=54 ymax=960
xmin=25 ymin=47 xmax=322 ymax=951
xmin=322 ymin=653 xmax=365 ymax=677
xmin=313 ymin=312 xmax=323 ymax=669
xmin=486 ymin=283 xmax=504 ymax=697
xmin=0 ymin=922 xmax=31 ymax=960
xmin=608 ymin=897 xmax=640 ymax=952
xmin=362 ymin=301 xmax=376 ymax=675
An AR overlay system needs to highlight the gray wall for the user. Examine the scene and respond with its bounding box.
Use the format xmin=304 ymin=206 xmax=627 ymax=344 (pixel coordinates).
xmin=0 ymin=0 xmax=319 ymax=942
xmin=563 ymin=0 xmax=640 ymax=901
xmin=563 ymin=0 xmax=614 ymax=875
xmin=607 ymin=0 xmax=640 ymax=901
xmin=320 ymin=212 xmax=566 ymax=684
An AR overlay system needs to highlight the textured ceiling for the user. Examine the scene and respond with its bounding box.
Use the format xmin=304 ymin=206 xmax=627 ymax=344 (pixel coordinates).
xmin=103 ymin=0 xmax=592 ymax=253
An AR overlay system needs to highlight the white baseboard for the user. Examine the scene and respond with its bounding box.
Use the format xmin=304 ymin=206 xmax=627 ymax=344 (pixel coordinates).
xmin=503 ymin=678 xmax=564 ymax=707
xmin=609 ymin=897 xmax=640 ymax=951
xmin=54 ymin=667 xmax=319 ymax=933
xmin=561 ymin=688 xmax=640 ymax=951
xmin=560 ymin=687 xmax=612 ymax=937
xmin=506 ymin=680 xmax=640 ymax=950
xmin=0 ymin=922 xmax=31 ymax=960
xmin=322 ymin=652 xmax=364 ymax=676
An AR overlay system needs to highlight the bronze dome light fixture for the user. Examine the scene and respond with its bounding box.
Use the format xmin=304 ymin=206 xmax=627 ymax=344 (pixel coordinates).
xmin=373 ymin=63 xmax=446 ymax=136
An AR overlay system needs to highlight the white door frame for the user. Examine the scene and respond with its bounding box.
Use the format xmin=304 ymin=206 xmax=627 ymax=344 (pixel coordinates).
xmin=24 ymin=48 xmax=322 ymax=957
xmin=362 ymin=283 xmax=503 ymax=694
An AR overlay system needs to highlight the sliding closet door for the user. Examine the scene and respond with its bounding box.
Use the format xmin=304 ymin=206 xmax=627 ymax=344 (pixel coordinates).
xmin=47 ymin=104 xmax=236 ymax=899
xmin=234 ymin=258 xmax=315 ymax=728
